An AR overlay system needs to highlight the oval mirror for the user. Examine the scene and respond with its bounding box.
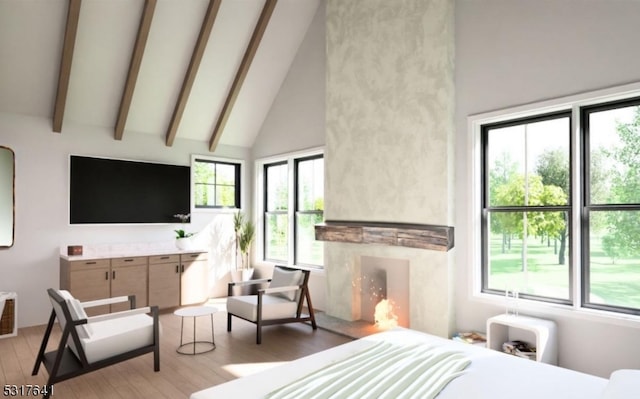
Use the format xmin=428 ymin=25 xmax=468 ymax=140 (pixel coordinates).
xmin=0 ymin=146 xmax=15 ymax=248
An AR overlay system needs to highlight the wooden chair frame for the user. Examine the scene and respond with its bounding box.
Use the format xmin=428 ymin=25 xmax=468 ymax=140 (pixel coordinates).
xmin=227 ymin=266 xmax=317 ymax=344
xmin=32 ymin=289 xmax=160 ymax=398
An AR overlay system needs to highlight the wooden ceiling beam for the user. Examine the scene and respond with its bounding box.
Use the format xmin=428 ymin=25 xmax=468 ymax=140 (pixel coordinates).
xmin=115 ymin=0 xmax=157 ymax=141
xmin=52 ymin=0 xmax=82 ymax=133
xmin=165 ymin=0 xmax=222 ymax=147
xmin=208 ymin=0 xmax=278 ymax=152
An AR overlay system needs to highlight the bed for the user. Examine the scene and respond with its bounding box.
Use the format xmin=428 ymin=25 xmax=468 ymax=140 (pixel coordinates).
xmin=190 ymin=327 xmax=635 ymax=399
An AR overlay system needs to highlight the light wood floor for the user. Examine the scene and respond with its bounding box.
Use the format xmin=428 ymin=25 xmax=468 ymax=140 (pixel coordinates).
xmin=0 ymin=306 xmax=352 ymax=398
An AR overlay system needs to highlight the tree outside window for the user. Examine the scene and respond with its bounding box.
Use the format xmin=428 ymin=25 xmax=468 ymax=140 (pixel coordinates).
xmin=262 ymin=153 xmax=324 ymax=268
xmin=193 ymin=159 xmax=240 ymax=209
xmin=482 ymin=113 xmax=571 ymax=302
xmin=584 ymin=101 xmax=640 ymax=312
xmin=481 ymin=97 xmax=640 ymax=315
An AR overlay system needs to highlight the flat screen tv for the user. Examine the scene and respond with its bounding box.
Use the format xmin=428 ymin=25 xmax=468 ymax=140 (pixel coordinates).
xmin=69 ymin=155 xmax=190 ymax=224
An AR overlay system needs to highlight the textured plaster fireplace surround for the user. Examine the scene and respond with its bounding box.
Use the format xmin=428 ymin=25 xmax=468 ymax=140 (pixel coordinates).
xmin=324 ymin=0 xmax=455 ymax=338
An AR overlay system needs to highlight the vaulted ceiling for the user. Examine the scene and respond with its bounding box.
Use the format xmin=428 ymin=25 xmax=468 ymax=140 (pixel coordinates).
xmin=0 ymin=0 xmax=320 ymax=150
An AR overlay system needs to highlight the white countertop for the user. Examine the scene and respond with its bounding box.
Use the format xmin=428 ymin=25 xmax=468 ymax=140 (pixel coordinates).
xmin=59 ymin=241 xmax=208 ymax=261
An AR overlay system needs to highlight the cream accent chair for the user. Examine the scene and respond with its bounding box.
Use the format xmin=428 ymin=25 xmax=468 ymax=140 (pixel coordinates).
xmin=226 ymin=266 xmax=317 ymax=344
xmin=32 ymin=289 xmax=160 ymax=398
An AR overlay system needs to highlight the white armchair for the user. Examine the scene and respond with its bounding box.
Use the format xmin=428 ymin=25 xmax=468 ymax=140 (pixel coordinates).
xmin=226 ymin=266 xmax=317 ymax=344
xmin=32 ymin=289 xmax=160 ymax=398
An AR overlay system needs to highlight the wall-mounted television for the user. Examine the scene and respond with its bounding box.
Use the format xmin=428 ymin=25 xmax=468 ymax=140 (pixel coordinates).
xmin=69 ymin=155 xmax=190 ymax=224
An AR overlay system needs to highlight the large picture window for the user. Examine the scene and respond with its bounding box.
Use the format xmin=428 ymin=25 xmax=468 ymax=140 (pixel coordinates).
xmin=261 ymin=151 xmax=324 ymax=268
xmin=478 ymin=92 xmax=640 ymax=316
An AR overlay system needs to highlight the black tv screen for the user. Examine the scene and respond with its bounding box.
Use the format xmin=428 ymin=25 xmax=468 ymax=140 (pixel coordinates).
xmin=69 ymin=156 xmax=190 ymax=224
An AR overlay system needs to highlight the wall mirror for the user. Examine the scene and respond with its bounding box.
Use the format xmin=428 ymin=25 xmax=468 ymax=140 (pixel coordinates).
xmin=0 ymin=146 xmax=15 ymax=248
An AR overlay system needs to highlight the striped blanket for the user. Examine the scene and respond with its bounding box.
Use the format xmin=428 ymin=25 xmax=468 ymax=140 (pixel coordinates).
xmin=266 ymin=341 xmax=470 ymax=399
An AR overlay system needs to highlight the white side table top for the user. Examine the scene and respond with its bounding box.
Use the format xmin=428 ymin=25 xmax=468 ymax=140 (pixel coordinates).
xmin=174 ymin=306 xmax=219 ymax=318
xmin=488 ymin=313 xmax=557 ymax=329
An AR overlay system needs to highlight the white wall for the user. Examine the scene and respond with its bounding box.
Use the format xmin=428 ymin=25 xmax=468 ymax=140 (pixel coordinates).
xmin=0 ymin=112 xmax=249 ymax=328
xmin=455 ymin=0 xmax=640 ymax=377
xmin=252 ymin=0 xmax=326 ymax=160
xmin=251 ymin=1 xmax=328 ymax=310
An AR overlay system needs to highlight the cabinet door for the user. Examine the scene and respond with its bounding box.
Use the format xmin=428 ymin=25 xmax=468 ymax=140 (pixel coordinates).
xmin=69 ymin=261 xmax=111 ymax=316
xmin=111 ymin=257 xmax=148 ymax=312
xmin=148 ymin=262 xmax=181 ymax=309
xmin=180 ymin=253 xmax=208 ymax=306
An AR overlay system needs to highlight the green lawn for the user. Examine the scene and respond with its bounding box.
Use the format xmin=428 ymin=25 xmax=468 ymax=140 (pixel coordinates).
xmin=488 ymin=234 xmax=640 ymax=309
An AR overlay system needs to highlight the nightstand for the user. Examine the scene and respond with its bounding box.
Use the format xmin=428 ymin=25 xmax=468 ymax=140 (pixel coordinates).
xmin=486 ymin=314 xmax=557 ymax=365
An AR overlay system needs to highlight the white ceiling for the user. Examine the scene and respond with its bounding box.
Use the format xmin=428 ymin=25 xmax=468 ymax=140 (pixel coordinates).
xmin=0 ymin=0 xmax=320 ymax=149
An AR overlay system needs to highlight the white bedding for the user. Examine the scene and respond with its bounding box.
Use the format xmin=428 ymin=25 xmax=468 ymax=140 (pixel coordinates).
xmin=266 ymin=341 xmax=470 ymax=399
xmin=190 ymin=327 xmax=608 ymax=399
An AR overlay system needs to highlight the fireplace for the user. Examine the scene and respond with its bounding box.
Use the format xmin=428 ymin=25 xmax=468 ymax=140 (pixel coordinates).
xmin=322 ymin=241 xmax=455 ymax=338
xmin=358 ymin=256 xmax=409 ymax=328
xmin=316 ymin=221 xmax=455 ymax=337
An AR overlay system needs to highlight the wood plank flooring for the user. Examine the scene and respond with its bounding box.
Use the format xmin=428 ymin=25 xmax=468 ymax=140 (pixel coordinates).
xmin=0 ymin=305 xmax=352 ymax=398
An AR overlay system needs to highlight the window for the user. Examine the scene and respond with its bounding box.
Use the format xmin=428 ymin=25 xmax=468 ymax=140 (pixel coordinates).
xmin=193 ymin=157 xmax=241 ymax=209
xmin=481 ymin=112 xmax=572 ymax=304
xmin=261 ymin=150 xmax=324 ymax=268
xmin=264 ymin=162 xmax=289 ymax=262
xmin=583 ymin=98 xmax=640 ymax=313
xmin=477 ymin=88 xmax=640 ymax=316
xmin=295 ymin=156 xmax=324 ymax=266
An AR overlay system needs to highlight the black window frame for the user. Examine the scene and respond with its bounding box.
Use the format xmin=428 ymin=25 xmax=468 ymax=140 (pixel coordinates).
xmin=263 ymin=161 xmax=289 ymax=263
xmin=480 ymin=110 xmax=574 ymax=305
xmin=193 ymin=158 xmax=241 ymax=209
xmin=581 ymin=96 xmax=640 ymax=315
xmin=294 ymin=154 xmax=324 ymax=267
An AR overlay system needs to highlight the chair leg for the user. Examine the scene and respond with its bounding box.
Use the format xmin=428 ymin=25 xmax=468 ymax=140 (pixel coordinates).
xmin=256 ymin=323 xmax=262 ymax=345
xmin=227 ymin=313 xmax=232 ymax=332
xmin=151 ymin=306 xmax=160 ymax=372
xmin=32 ymin=310 xmax=56 ymax=376
xmin=257 ymin=292 xmax=263 ymax=344
xmin=154 ymin=349 xmax=160 ymax=372
xmin=305 ymin=287 xmax=318 ymax=330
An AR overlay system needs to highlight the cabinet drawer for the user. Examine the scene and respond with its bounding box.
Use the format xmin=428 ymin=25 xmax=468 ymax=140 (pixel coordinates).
xmin=111 ymin=256 xmax=147 ymax=267
xmin=149 ymin=254 xmax=179 ymax=265
xmin=68 ymin=258 xmax=110 ymax=271
xmin=181 ymin=252 xmax=208 ymax=262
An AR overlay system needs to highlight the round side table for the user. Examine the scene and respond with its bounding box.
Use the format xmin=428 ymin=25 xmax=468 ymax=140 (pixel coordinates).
xmin=174 ymin=306 xmax=218 ymax=355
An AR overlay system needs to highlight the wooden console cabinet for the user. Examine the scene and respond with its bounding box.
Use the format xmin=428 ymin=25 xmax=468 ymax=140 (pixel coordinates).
xmin=179 ymin=252 xmax=208 ymax=306
xmin=110 ymin=256 xmax=148 ymax=312
xmin=60 ymin=258 xmax=111 ymax=316
xmin=148 ymin=254 xmax=181 ymax=309
xmin=60 ymin=251 xmax=208 ymax=314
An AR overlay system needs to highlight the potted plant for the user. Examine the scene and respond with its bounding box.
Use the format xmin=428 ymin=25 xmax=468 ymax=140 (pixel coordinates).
xmin=238 ymin=219 xmax=255 ymax=271
xmin=174 ymin=213 xmax=194 ymax=250
xmin=233 ymin=211 xmax=244 ymax=270
xmin=231 ymin=212 xmax=255 ymax=284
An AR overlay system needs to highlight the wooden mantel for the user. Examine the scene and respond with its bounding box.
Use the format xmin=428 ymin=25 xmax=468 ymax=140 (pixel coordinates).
xmin=315 ymin=221 xmax=454 ymax=252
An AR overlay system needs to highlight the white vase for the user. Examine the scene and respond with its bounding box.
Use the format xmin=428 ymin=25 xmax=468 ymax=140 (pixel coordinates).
xmin=230 ymin=268 xmax=255 ymax=295
xmin=230 ymin=268 xmax=254 ymax=282
xmin=175 ymin=237 xmax=192 ymax=250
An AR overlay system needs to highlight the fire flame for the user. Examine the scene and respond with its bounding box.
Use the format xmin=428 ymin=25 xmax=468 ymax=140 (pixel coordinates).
xmin=374 ymin=299 xmax=398 ymax=330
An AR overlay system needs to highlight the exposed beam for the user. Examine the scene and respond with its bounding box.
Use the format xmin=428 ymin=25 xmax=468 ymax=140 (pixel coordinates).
xmin=165 ymin=0 xmax=222 ymax=147
xmin=208 ymin=0 xmax=278 ymax=152
xmin=52 ymin=0 xmax=82 ymax=133
xmin=115 ymin=0 xmax=157 ymax=140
